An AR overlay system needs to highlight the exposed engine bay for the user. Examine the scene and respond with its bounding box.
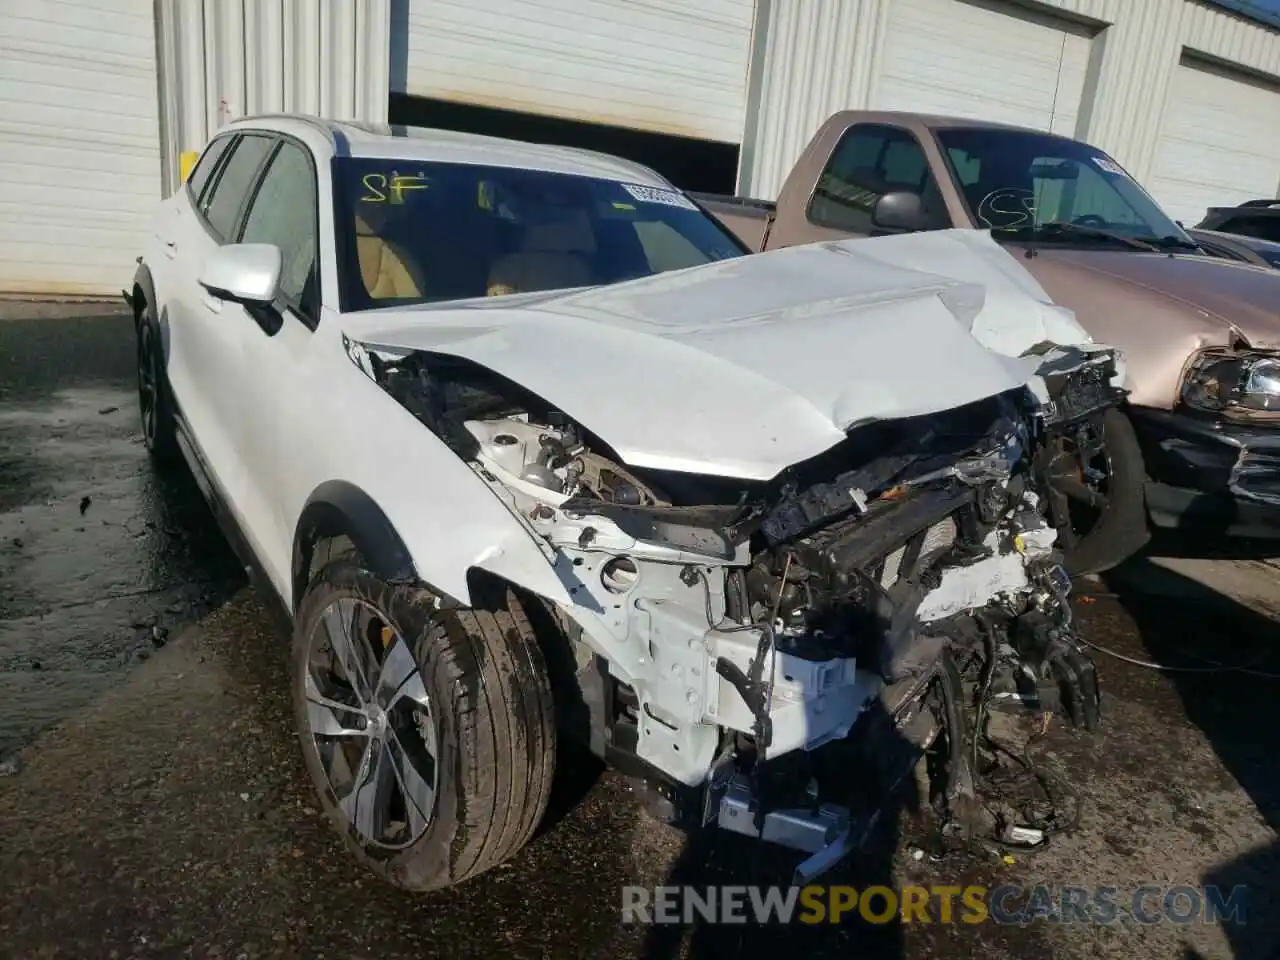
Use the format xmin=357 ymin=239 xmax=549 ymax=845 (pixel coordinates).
xmin=352 ymin=340 xmax=1114 ymax=881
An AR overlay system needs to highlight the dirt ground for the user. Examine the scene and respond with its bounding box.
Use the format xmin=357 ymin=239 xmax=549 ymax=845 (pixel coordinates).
xmin=1 ymin=312 xmax=1278 ymax=959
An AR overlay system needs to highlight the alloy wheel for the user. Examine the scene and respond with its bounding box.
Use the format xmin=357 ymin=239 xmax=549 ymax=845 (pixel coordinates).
xmin=304 ymin=597 xmax=440 ymax=850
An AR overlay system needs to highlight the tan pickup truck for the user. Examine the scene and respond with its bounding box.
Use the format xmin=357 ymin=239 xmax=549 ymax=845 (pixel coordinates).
xmin=700 ymin=110 xmax=1280 ymax=573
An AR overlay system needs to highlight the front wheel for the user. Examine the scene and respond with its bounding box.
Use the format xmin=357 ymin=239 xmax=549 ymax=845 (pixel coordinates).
xmin=292 ymin=555 xmax=557 ymax=891
xmin=1042 ymin=407 xmax=1149 ymax=576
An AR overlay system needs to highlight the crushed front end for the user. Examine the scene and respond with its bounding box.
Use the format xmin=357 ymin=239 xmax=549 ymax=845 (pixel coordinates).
xmin=354 ymin=345 xmax=1103 ymax=883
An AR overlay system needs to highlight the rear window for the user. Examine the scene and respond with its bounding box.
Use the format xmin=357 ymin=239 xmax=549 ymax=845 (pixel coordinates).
xmin=333 ymin=158 xmax=745 ymax=311
xmin=202 ymin=134 xmax=275 ymax=240
xmin=186 ymin=135 xmax=234 ymax=204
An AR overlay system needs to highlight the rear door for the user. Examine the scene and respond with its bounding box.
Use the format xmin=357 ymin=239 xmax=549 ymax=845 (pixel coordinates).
xmin=147 ymin=133 xmax=235 ymax=302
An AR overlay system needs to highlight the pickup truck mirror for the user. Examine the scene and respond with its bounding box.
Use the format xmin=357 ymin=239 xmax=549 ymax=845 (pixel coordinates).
xmin=872 ymin=192 xmax=931 ymax=233
xmin=199 ymin=243 xmax=282 ymax=306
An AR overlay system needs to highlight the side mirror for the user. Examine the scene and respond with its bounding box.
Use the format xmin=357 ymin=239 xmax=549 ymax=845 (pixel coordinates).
xmin=199 ymin=243 xmax=282 ymax=306
xmin=872 ymin=191 xmax=931 ymax=232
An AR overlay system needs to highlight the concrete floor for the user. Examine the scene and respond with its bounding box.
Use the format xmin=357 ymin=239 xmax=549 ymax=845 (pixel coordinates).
xmin=0 ymin=311 xmax=1277 ymax=959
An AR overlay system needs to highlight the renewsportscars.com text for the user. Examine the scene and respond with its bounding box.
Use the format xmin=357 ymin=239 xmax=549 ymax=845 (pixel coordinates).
xmin=621 ymin=884 xmax=1249 ymax=926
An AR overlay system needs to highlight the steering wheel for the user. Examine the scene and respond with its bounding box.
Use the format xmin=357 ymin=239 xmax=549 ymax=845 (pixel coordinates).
xmin=1071 ymin=214 xmax=1109 ymax=227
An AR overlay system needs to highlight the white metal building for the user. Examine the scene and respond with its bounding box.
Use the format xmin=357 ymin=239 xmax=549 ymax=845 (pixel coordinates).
xmin=1 ymin=0 xmax=1278 ymax=296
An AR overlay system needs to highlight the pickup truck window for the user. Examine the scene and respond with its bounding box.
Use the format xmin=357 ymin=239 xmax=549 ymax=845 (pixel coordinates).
xmin=808 ymin=124 xmax=949 ymax=234
xmin=333 ymin=158 xmax=745 ymax=311
xmin=935 ymin=128 xmax=1191 ymax=248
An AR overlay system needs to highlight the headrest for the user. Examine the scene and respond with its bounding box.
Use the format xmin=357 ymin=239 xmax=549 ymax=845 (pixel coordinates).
xmin=522 ymin=209 xmax=595 ymax=254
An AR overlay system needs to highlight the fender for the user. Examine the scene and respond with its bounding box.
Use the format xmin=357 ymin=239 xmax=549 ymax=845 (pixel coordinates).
xmin=291 ymin=480 xmax=440 ymax=613
xmin=129 ymin=264 xmax=173 ymax=370
xmin=130 ymin=264 xmax=157 ymax=328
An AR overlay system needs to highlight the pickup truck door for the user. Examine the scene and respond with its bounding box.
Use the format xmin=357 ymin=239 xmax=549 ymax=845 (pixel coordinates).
xmin=766 ymin=122 xmax=954 ymax=249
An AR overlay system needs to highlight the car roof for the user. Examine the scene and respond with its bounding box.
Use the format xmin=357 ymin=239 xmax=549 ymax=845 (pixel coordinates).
xmin=825 ymin=109 xmax=1085 ymax=138
xmin=223 ymin=113 xmax=672 ymax=187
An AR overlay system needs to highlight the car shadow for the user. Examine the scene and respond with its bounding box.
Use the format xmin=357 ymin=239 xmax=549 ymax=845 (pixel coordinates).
xmin=1101 ymin=553 xmax=1280 ymax=959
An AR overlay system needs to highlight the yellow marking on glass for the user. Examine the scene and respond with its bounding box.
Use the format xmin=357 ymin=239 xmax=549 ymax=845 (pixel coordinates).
xmin=360 ymin=173 xmax=388 ymax=202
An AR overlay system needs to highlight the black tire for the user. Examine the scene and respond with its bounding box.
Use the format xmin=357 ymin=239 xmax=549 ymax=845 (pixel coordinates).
xmin=292 ymin=552 xmax=556 ymax=892
xmin=1049 ymin=407 xmax=1149 ymax=576
xmin=136 ymin=308 xmax=178 ymax=461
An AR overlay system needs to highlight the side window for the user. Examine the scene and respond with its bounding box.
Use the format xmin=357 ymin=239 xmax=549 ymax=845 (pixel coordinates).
xmin=203 ymin=134 xmax=275 ymax=240
xmin=808 ymin=125 xmax=947 ymax=233
xmin=239 ymin=141 xmax=320 ymax=318
xmin=186 ymin=135 xmax=234 ymax=206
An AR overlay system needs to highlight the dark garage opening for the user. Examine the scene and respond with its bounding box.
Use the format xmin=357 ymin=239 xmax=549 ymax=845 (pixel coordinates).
xmin=388 ymin=93 xmax=740 ymax=195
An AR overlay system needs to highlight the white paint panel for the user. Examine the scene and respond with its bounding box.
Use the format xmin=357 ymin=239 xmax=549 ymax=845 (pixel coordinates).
xmin=402 ymin=0 xmax=755 ymax=143
xmin=875 ymin=0 xmax=1091 ymax=135
xmin=0 ymin=0 xmax=161 ymax=295
xmin=1148 ymin=60 xmax=1280 ymax=225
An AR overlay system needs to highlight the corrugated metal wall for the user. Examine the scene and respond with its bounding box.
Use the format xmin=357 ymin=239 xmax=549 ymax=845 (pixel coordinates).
xmin=741 ymin=0 xmax=1280 ymax=199
xmin=154 ymin=0 xmax=390 ymax=195
xmin=742 ymin=0 xmax=889 ymax=198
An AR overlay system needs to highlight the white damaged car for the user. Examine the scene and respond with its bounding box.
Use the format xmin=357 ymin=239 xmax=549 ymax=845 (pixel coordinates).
xmin=128 ymin=115 xmax=1115 ymax=891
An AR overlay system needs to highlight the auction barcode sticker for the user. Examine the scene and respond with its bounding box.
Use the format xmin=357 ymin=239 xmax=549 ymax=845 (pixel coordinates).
xmin=1092 ymin=156 xmax=1127 ymax=177
xmin=621 ymin=183 xmax=698 ymax=210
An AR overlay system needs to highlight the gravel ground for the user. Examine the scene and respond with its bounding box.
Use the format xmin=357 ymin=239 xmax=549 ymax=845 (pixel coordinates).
xmin=2 ymin=558 xmax=1278 ymax=959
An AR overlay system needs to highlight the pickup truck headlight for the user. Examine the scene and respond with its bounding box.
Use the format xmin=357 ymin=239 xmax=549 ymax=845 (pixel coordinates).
xmin=1181 ymin=348 xmax=1280 ymax=417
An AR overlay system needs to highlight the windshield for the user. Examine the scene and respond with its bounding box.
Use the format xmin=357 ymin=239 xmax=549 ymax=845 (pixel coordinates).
xmin=334 ymin=158 xmax=745 ymax=310
xmin=933 ymin=128 xmax=1192 ymax=248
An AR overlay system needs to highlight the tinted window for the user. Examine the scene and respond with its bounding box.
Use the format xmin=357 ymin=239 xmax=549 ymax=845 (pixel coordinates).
xmin=240 ymin=141 xmax=319 ymax=315
xmin=808 ymin=125 xmax=949 ymax=233
xmin=187 ymin=136 xmax=233 ymax=205
xmin=1219 ymin=216 xmax=1280 ymax=244
xmin=935 ymin=127 xmax=1189 ymax=246
xmin=204 ymin=134 xmax=275 ymax=240
xmin=334 ymin=158 xmax=745 ymax=310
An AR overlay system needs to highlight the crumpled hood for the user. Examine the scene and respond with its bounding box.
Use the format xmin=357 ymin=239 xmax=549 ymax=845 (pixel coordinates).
xmin=346 ymin=230 xmax=1094 ymax=481
xmin=1035 ymin=249 xmax=1280 ymax=347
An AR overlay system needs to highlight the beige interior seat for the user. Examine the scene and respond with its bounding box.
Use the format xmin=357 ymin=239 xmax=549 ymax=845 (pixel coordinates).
xmin=487 ymin=209 xmax=595 ymax=296
xmin=354 ymin=211 xmax=426 ymax=300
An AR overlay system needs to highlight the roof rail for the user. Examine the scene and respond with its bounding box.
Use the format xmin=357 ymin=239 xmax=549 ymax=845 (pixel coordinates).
xmin=1239 ymin=198 xmax=1280 ymax=208
xmin=229 ymin=113 xmax=338 ymax=143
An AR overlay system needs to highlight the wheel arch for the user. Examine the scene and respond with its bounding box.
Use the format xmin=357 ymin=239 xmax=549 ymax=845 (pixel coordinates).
xmin=130 ymin=264 xmax=156 ymax=328
xmin=291 ymin=479 xmax=463 ymax=615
